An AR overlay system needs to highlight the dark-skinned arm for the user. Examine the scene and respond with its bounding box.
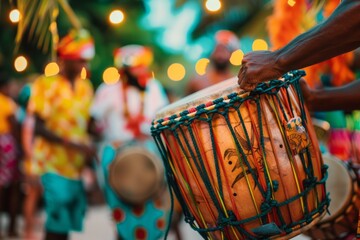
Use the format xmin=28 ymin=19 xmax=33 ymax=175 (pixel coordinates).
xmin=34 ymin=114 xmax=95 ymax=157
xmin=238 ymin=0 xmax=360 ymax=90
xmin=34 ymin=114 xmax=66 ymax=145
xmin=277 ymin=0 xmax=360 ymax=72
xmin=300 ymin=78 xmax=360 ymax=112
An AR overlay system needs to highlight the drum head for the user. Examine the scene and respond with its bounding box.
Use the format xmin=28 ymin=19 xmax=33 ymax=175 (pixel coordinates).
xmin=109 ymin=146 xmax=164 ymax=205
xmin=156 ymin=77 xmax=240 ymax=119
xmin=322 ymin=154 xmax=353 ymax=222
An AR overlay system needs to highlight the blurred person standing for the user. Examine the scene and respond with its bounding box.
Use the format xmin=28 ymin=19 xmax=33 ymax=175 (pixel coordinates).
xmin=186 ymin=30 xmax=239 ymax=95
xmin=0 ymin=72 xmax=20 ymax=239
xmin=90 ymin=45 xmax=173 ymax=240
xmin=16 ymin=82 xmax=41 ymax=239
xmin=91 ymin=45 xmax=168 ymax=146
xmin=27 ymin=29 xmax=95 ymax=240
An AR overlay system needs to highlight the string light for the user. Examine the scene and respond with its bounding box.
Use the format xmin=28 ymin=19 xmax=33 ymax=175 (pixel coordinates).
xmin=205 ymin=0 xmax=221 ymax=12
xmin=195 ymin=58 xmax=209 ymax=76
xmin=230 ymin=50 xmax=244 ymax=66
xmin=44 ymin=62 xmax=60 ymax=77
xmin=167 ymin=63 xmax=186 ymax=81
xmin=103 ymin=67 xmax=120 ymax=84
xmin=109 ymin=10 xmax=125 ymax=25
xmin=9 ymin=9 xmax=20 ymax=23
xmin=252 ymin=39 xmax=268 ymax=51
xmin=14 ymin=56 xmax=28 ymax=72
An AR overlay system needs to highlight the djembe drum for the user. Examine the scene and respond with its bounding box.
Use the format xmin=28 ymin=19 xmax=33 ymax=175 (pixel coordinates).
xmin=151 ymin=70 xmax=329 ymax=240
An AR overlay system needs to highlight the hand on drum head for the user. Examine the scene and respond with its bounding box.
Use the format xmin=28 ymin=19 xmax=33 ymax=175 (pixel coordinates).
xmin=237 ymin=50 xmax=286 ymax=91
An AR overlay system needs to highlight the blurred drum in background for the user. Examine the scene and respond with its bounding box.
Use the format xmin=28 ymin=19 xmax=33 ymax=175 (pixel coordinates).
xmin=98 ymin=140 xmax=171 ymax=240
xmin=304 ymin=154 xmax=360 ymax=239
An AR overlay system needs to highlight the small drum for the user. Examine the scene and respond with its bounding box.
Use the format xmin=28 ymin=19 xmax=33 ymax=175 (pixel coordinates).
xmin=304 ymin=154 xmax=360 ymax=239
xmin=99 ymin=141 xmax=171 ymax=239
xmin=108 ymin=141 xmax=166 ymax=205
xmin=151 ymin=71 xmax=329 ymax=239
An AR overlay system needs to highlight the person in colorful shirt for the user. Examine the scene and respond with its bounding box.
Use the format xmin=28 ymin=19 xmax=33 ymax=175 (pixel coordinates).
xmin=186 ymin=30 xmax=239 ymax=95
xmin=0 ymin=72 xmax=20 ymax=239
xmin=90 ymin=45 xmax=171 ymax=240
xmin=27 ymin=29 xmax=95 ymax=240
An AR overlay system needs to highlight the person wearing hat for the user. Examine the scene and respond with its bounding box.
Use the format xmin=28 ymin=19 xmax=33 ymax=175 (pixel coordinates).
xmin=90 ymin=45 xmax=171 ymax=240
xmin=91 ymin=45 xmax=168 ymax=144
xmin=27 ymin=29 xmax=96 ymax=240
xmin=186 ymin=30 xmax=239 ymax=95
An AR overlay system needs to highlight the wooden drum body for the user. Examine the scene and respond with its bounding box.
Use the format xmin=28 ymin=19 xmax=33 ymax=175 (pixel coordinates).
xmin=151 ymin=71 xmax=329 ymax=240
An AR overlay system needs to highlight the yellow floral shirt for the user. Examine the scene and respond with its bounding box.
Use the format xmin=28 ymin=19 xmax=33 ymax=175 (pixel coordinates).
xmin=0 ymin=93 xmax=16 ymax=134
xmin=28 ymin=75 xmax=93 ymax=179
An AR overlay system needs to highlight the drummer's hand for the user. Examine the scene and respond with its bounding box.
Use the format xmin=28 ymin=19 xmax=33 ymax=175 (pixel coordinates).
xmin=237 ymin=51 xmax=285 ymax=91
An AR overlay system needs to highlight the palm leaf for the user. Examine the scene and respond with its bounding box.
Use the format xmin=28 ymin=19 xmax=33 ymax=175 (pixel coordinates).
xmin=15 ymin=0 xmax=81 ymax=59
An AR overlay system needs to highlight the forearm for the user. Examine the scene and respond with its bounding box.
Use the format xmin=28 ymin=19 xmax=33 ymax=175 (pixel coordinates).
xmin=34 ymin=115 xmax=67 ymax=145
xmin=308 ymin=80 xmax=360 ymax=111
xmin=275 ymin=0 xmax=360 ymax=72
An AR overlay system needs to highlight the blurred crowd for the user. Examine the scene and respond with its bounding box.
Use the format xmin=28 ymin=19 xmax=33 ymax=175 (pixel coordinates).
xmin=0 ymin=27 xmax=243 ymax=240
xmin=1 ymin=2 xmax=360 ymax=239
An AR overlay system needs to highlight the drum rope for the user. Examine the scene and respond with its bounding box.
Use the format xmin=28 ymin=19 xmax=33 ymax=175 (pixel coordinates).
xmin=235 ymin=105 xmax=266 ymax=195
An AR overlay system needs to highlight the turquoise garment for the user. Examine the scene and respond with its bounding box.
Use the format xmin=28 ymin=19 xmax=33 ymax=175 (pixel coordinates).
xmin=100 ymin=144 xmax=169 ymax=240
xmin=41 ymin=173 xmax=86 ymax=233
xmin=324 ymin=111 xmax=347 ymax=129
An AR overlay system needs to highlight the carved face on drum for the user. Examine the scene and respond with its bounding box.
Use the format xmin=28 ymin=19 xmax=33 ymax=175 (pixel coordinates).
xmin=109 ymin=150 xmax=163 ymax=206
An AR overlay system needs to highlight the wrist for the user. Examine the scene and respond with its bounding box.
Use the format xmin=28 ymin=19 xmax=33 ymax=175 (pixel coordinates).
xmin=274 ymin=50 xmax=290 ymax=75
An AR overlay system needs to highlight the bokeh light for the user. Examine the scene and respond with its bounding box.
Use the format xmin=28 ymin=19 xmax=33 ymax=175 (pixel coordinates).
xmin=167 ymin=63 xmax=186 ymax=81
xmin=230 ymin=50 xmax=244 ymax=66
xmin=252 ymin=39 xmax=268 ymax=51
xmin=81 ymin=67 xmax=87 ymax=80
xmin=288 ymin=0 xmax=296 ymax=7
xmin=109 ymin=10 xmax=124 ymax=25
xmin=9 ymin=9 xmax=20 ymax=23
xmin=103 ymin=67 xmax=120 ymax=84
xmin=195 ymin=58 xmax=210 ymax=76
xmin=205 ymin=0 xmax=221 ymax=12
xmin=44 ymin=62 xmax=60 ymax=77
xmin=14 ymin=56 xmax=28 ymax=72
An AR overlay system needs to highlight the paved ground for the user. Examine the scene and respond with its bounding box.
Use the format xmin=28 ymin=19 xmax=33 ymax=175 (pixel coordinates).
xmin=1 ymin=205 xmax=310 ymax=240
